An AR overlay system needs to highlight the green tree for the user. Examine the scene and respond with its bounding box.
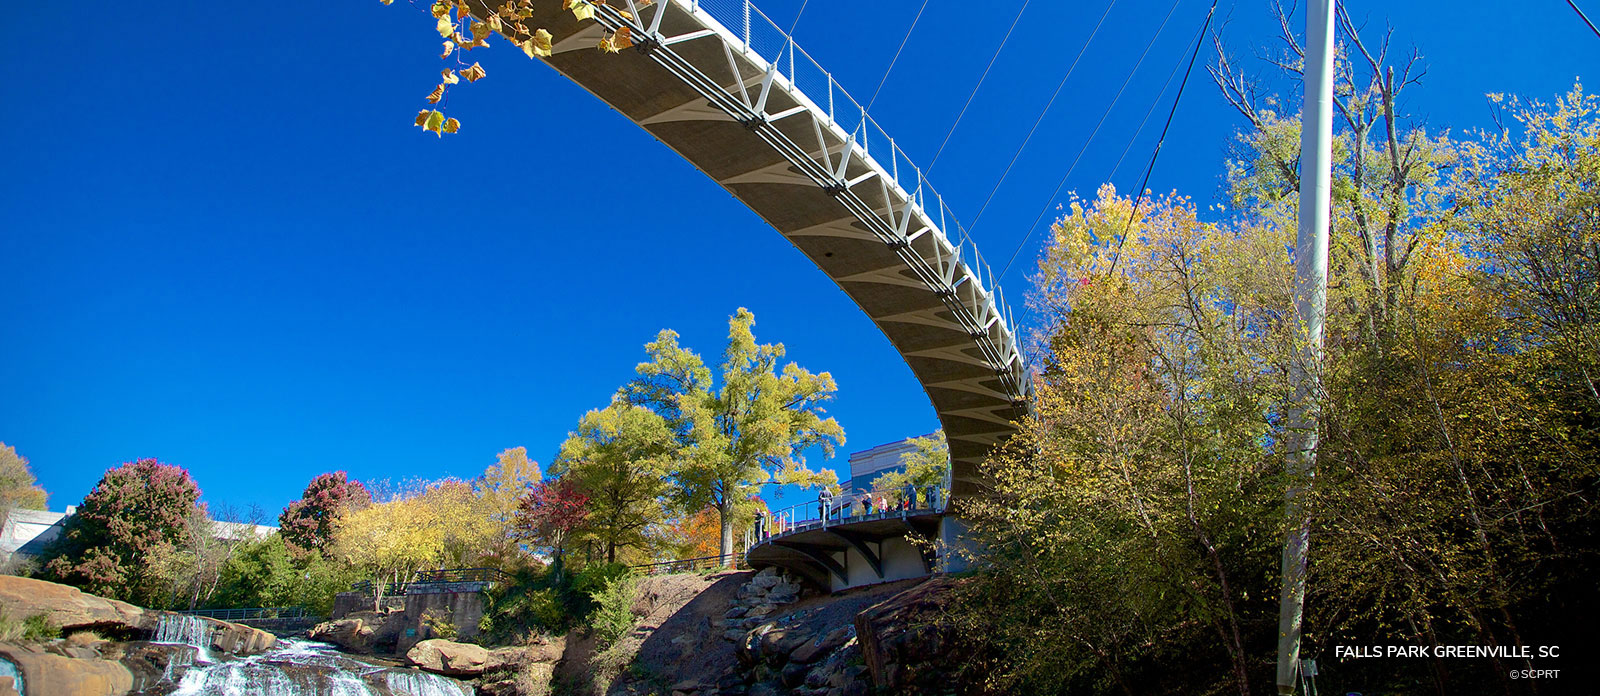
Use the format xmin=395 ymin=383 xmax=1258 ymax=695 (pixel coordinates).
xmin=869 ymin=431 xmax=949 ymax=503
xmin=551 ymin=403 xmax=675 ymax=564
xmin=622 ymin=308 xmax=843 ymax=561
xmin=42 ymin=459 xmax=205 ymax=606
xmin=0 ymin=443 xmax=48 ymax=527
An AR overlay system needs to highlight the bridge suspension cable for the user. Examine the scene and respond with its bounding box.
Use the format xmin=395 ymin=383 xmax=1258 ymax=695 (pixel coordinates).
xmin=963 ymin=0 xmax=1123 ymax=237
xmin=865 ymin=0 xmax=932 ymax=111
xmin=785 ymin=0 xmax=808 ymax=36
xmin=1110 ymin=0 xmax=1221 ymax=273
xmin=925 ymin=0 xmax=1033 ymax=178
xmin=994 ymin=0 xmax=1183 ymax=282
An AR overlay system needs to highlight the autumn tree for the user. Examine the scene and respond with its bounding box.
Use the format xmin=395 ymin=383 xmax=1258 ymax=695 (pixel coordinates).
xmin=332 ymin=492 xmax=440 ymax=610
xmin=550 ymin=402 xmax=675 ymax=564
xmin=0 ymin=443 xmax=48 ymax=528
xmin=475 ymin=446 xmax=543 ymax=567
xmin=280 ymin=471 xmax=372 ymax=559
xmin=515 ymin=478 xmax=589 ymax=578
xmin=42 ymin=459 xmax=205 ymax=606
xmin=869 ymin=431 xmax=949 ymax=504
xmin=622 ymin=308 xmax=843 ymax=562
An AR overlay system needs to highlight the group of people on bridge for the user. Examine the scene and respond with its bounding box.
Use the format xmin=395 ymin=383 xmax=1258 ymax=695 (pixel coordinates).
xmin=749 ymin=483 xmax=944 ymax=542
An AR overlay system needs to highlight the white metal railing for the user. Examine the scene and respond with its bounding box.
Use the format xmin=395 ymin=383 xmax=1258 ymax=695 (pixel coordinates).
xmin=742 ymin=485 xmax=947 ymax=551
xmin=586 ymin=0 xmax=1032 ymax=402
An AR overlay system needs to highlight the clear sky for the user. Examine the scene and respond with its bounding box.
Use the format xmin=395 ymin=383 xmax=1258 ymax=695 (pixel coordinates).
xmin=3 ymin=0 xmax=1595 ymax=520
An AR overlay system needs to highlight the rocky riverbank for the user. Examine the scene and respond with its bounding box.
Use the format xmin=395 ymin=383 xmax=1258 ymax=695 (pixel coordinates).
xmin=0 ymin=576 xmax=479 ymax=696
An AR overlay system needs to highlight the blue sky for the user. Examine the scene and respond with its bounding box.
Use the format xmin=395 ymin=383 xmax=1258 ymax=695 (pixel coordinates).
xmin=3 ymin=0 xmax=1594 ymax=519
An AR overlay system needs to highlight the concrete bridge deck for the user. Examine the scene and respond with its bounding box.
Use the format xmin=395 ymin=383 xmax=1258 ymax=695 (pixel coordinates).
xmin=479 ymin=0 xmax=1032 ymax=500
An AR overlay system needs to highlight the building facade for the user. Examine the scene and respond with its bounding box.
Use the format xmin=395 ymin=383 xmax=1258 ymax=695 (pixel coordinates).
xmin=0 ymin=507 xmax=276 ymax=564
xmin=844 ymin=434 xmax=935 ymax=493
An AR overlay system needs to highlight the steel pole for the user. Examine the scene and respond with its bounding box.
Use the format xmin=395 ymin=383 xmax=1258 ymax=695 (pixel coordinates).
xmin=1276 ymin=0 xmax=1334 ymax=692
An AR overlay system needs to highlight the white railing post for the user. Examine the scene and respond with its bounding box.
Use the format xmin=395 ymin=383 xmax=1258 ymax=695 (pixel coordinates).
xmin=742 ymin=0 xmax=751 ymax=47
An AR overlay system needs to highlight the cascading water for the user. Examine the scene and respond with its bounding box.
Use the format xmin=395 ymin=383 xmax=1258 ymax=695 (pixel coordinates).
xmin=155 ymin=614 xmax=217 ymax=663
xmin=0 ymin=655 xmax=25 ymax=695
xmin=162 ymin=639 xmax=473 ymax=696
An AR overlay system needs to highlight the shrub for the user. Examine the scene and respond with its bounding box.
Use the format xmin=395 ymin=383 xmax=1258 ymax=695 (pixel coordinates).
xmin=421 ymin=609 xmax=457 ymax=641
xmin=0 ymin=610 xmax=59 ymax=642
xmin=588 ymin=572 xmax=637 ymax=650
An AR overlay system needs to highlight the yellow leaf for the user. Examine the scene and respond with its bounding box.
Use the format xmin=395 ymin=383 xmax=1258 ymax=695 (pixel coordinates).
xmin=486 ymin=13 xmax=503 ymax=33
xmin=441 ymin=69 xmax=459 ymax=84
xmin=436 ymin=16 xmax=454 ymax=38
xmin=613 ymin=26 xmax=634 ymax=50
xmin=597 ymin=36 xmax=617 ymax=53
xmin=461 ymin=62 xmax=487 ymax=82
xmin=431 ymin=1 xmax=449 ymax=18
xmin=521 ymin=28 xmax=553 ymax=58
xmin=426 ymin=84 xmax=446 ymax=103
xmin=443 ymin=118 xmax=460 ymax=134
xmin=421 ymin=109 xmax=446 ymax=136
xmin=380 ymin=0 xmax=394 ymax=5
xmin=567 ymin=0 xmax=594 ymax=21
xmin=414 ymin=110 xmax=432 ymax=127
xmin=440 ymin=40 xmax=455 ymax=58
xmin=471 ymin=19 xmax=492 ymax=42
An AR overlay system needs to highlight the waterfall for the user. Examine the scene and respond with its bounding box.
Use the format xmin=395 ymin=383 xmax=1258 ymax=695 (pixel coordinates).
xmin=155 ymin=614 xmax=217 ymax=663
xmin=383 ymin=669 xmax=474 ymax=696
xmin=0 ymin=655 xmax=25 ymax=696
xmin=167 ymin=639 xmax=474 ymax=696
xmin=163 ymin=645 xmax=199 ymax=682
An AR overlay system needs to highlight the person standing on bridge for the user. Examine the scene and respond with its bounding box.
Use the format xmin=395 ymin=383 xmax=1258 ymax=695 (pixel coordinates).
xmin=819 ymin=487 xmax=833 ymax=523
xmin=903 ymin=481 xmax=916 ymax=511
xmin=755 ymin=509 xmax=767 ymax=540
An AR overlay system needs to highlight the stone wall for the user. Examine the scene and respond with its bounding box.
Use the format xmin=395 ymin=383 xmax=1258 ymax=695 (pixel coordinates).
xmin=396 ymin=590 xmax=485 ymax=654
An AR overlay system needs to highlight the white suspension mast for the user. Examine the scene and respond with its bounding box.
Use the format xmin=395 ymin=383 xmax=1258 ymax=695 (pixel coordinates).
xmin=1276 ymin=0 xmax=1334 ymax=692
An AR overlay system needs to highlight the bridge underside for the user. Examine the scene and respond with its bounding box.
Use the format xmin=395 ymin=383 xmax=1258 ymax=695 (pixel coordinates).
xmin=470 ymin=0 xmax=1031 ymax=498
xmin=746 ymin=513 xmax=943 ymax=591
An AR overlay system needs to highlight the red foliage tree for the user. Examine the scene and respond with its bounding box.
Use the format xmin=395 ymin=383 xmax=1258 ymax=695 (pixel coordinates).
xmin=279 ymin=471 xmax=371 ymax=558
xmin=515 ymin=478 xmax=589 ymax=575
xmin=42 ymin=459 xmax=202 ymax=605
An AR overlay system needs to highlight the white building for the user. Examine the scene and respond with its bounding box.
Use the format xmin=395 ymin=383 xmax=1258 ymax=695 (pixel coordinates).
xmin=0 ymin=508 xmax=276 ymax=564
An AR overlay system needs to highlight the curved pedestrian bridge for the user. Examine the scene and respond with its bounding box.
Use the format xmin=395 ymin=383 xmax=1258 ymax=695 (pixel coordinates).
xmin=484 ymin=0 xmax=1033 ymax=501
xmin=743 ymin=489 xmax=945 ymax=591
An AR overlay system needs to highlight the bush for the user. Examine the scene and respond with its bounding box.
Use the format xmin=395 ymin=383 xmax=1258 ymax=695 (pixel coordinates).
xmin=0 ymin=610 xmax=60 ymax=642
xmin=421 ymin=609 xmax=457 ymax=640
xmin=588 ymin=572 xmax=637 ymax=650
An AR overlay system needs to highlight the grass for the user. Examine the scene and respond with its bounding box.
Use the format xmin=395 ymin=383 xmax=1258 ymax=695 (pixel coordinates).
xmin=0 ymin=609 xmax=60 ymax=642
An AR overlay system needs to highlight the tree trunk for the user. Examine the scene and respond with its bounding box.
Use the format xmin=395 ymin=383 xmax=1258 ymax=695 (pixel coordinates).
xmin=718 ymin=500 xmax=735 ymax=566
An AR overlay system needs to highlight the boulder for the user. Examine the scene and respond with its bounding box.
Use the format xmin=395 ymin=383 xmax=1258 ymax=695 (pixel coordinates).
xmin=405 ymin=638 xmax=490 ymax=677
xmin=788 ymin=626 xmax=852 ymax=665
xmin=854 ymin=577 xmax=973 ymax=692
xmin=197 ymin=615 xmax=276 ymax=655
xmin=0 ymin=576 xmax=152 ymax=635
xmin=308 ymin=617 xmax=376 ymax=654
xmin=0 ymin=642 xmax=134 ymax=696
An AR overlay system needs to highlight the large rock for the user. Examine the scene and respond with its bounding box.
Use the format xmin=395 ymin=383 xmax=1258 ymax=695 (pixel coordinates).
xmin=201 ymin=617 xmax=276 ymax=655
xmin=854 ymin=577 xmax=972 ymax=693
xmin=0 ymin=576 xmax=152 ymax=635
xmin=309 ymin=617 xmax=377 ymax=654
xmin=0 ymin=576 xmax=274 ymax=657
xmin=0 ymin=642 xmax=134 ymax=696
xmin=404 ymin=638 xmax=490 ymax=677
